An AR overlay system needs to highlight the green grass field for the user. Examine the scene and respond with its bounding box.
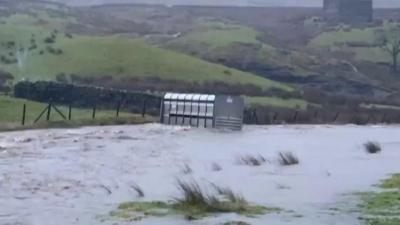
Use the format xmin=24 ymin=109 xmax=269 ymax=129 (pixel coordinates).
xmin=309 ymin=24 xmax=394 ymax=63
xmin=0 ymin=12 xmax=290 ymax=91
xmin=168 ymin=20 xmax=314 ymax=77
xmin=180 ymin=22 xmax=260 ymax=48
xmin=244 ymin=96 xmax=309 ymax=110
xmin=311 ymin=27 xmax=378 ymax=47
xmin=0 ymin=95 xmax=137 ymax=125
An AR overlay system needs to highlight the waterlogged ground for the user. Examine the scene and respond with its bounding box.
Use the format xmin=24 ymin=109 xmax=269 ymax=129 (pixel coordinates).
xmin=0 ymin=124 xmax=400 ymax=225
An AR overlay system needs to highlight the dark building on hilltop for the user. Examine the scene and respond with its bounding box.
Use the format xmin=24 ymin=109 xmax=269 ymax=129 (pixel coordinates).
xmin=324 ymin=0 xmax=373 ymax=23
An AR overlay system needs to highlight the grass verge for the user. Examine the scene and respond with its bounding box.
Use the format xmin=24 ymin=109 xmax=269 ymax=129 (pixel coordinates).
xmin=0 ymin=115 xmax=156 ymax=132
xmin=0 ymin=95 xmax=156 ymax=132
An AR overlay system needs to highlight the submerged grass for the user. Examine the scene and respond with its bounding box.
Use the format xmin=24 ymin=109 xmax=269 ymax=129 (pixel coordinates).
xmin=237 ymin=154 xmax=267 ymax=166
xmin=131 ymin=184 xmax=145 ymax=198
xmin=211 ymin=162 xmax=222 ymax=172
xmin=0 ymin=116 xmax=155 ymax=132
xmin=364 ymin=142 xmax=382 ymax=154
xmin=358 ymin=173 xmax=400 ymax=225
xmin=173 ymin=180 xmax=272 ymax=219
xmin=379 ymin=174 xmax=400 ymax=189
xmin=364 ymin=218 xmax=400 ymax=225
xmin=278 ymin=152 xmax=299 ymax=166
xmin=360 ymin=191 xmax=400 ymax=216
xmin=112 ymin=180 xmax=278 ymax=221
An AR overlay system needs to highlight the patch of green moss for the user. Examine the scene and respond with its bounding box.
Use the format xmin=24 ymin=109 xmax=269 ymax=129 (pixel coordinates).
xmin=360 ymin=191 xmax=400 ymax=216
xmin=174 ymin=201 xmax=277 ymax=219
xmin=111 ymin=200 xmax=279 ymax=221
xmin=363 ymin=218 xmax=400 ymax=225
xmin=110 ymin=201 xmax=173 ymax=221
xmin=357 ymin=173 xmax=400 ymax=225
xmin=292 ymin=214 xmax=304 ymax=218
xmin=380 ymin=174 xmax=400 ymax=189
xmin=220 ymin=221 xmax=251 ymax=225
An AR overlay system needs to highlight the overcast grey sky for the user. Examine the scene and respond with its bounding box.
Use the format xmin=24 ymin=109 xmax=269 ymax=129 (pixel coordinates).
xmin=58 ymin=0 xmax=400 ymax=8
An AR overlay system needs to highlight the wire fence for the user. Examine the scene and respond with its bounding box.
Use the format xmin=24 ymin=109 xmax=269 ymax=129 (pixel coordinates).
xmin=14 ymin=101 xmax=150 ymax=126
xmin=244 ymin=107 xmax=400 ymax=125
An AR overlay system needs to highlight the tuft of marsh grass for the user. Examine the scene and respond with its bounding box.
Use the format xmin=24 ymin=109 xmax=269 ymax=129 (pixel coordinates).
xmin=237 ymin=154 xmax=266 ymax=166
xmin=379 ymin=174 xmax=400 ymax=189
xmin=131 ymin=183 xmax=145 ymax=198
xmin=278 ymin=152 xmax=299 ymax=166
xmin=364 ymin=141 xmax=382 ymax=154
xmin=112 ymin=180 xmax=279 ymax=221
xmin=212 ymin=185 xmax=247 ymax=205
xmin=174 ymin=179 xmax=209 ymax=207
xmin=181 ymin=163 xmax=193 ymax=174
xmin=173 ymin=179 xmax=273 ymax=219
xmin=211 ymin=163 xmax=222 ymax=172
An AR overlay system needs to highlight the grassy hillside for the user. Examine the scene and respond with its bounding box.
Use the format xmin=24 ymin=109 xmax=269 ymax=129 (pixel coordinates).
xmin=166 ymin=20 xmax=315 ymax=77
xmin=310 ymin=27 xmax=378 ymax=46
xmin=179 ymin=21 xmax=260 ymax=48
xmin=0 ymin=11 xmax=291 ymax=91
xmin=309 ymin=25 xmax=393 ymax=63
xmin=244 ymin=96 xmax=309 ymax=110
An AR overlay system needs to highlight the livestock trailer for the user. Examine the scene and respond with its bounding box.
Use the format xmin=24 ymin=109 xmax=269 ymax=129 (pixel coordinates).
xmin=160 ymin=93 xmax=244 ymax=130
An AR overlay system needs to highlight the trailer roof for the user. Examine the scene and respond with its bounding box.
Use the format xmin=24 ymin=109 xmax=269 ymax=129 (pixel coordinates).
xmin=164 ymin=93 xmax=215 ymax=101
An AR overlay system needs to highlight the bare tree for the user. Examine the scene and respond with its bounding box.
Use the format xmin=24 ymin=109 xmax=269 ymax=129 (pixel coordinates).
xmin=377 ymin=26 xmax=400 ymax=72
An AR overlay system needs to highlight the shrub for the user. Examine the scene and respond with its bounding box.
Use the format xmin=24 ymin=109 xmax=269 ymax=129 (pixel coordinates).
xmin=278 ymin=152 xmax=299 ymax=166
xmin=223 ymin=70 xmax=232 ymax=75
xmin=44 ymin=37 xmax=55 ymax=44
xmin=65 ymin=33 xmax=73 ymax=39
xmin=28 ymin=44 xmax=37 ymax=51
xmin=364 ymin=141 xmax=382 ymax=154
xmin=46 ymin=46 xmax=63 ymax=55
xmin=0 ymin=55 xmax=17 ymax=64
xmin=237 ymin=154 xmax=266 ymax=166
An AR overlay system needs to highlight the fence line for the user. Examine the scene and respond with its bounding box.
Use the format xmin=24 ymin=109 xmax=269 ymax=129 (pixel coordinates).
xmin=16 ymin=100 xmax=150 ymax=126
xmin=243 ymin=108 xmax=400 ymax=125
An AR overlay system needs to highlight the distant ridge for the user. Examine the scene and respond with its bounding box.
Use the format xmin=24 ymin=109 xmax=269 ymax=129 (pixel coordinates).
xmin=49 ymin=0 xmax=400 ymax=8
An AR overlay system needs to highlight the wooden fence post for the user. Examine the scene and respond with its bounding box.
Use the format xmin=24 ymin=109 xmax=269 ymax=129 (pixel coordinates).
xmin=68 ymin=105 xmax=72 ymax=120
xmin=314 ymin=110 xmax=318 ymax=119
xmin=46 ymin=103 xmax=52 ymax=121
xmin=366 ymin=114 xmax=371 ymax=124
xmin=92 ymin=105 xmax=96 ymax=119
xmin=21 ymin=104 xmax=26 ymax=126
xmin=272 ymin=112 xmax=278 ymax=124
xmin=116 ymin=102 xmax=121 ymax=118
xmin=141 ymin=99 xmax=147 ymax=117
xmin=381 ymin=113 xmax=387 ymax=123
xmin=253 ymin=109 xmax=258 ymax=124
xmin=292 ymin=111 xmax=299 ymax=123
xmin=333 ymin=112 xmax=340 ymax=122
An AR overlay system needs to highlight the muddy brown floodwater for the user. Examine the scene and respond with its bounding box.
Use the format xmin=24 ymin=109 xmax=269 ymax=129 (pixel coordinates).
xmin=0 ymin=124 xmax=399 ymax=225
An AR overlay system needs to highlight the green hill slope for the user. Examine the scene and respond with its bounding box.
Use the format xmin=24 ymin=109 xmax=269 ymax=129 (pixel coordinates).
xmin=0 ymin=11 xmax=291 ymax=91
